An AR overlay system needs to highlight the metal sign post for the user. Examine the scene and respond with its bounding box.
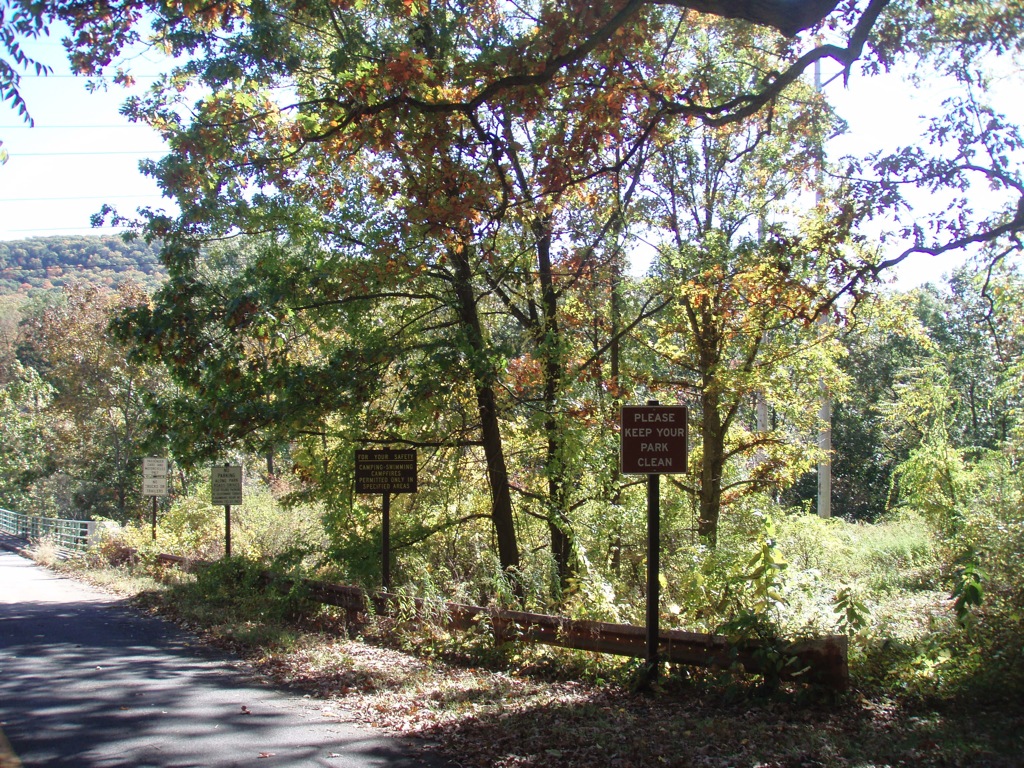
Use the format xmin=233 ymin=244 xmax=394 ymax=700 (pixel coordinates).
xmin=381 ymin=492 xmax=391 ymax=590
xmin=354 ymin=449 xmax=417 ymax=592
xmin=621 ymin=401 xmax=688 ymax=685
xmin=646 ymin=462 xmax=660 ymax=677
xmin=142 ymin=457 xmax=169 ymax=540
xmin=211 ymin=464 xmax=243 ymax=559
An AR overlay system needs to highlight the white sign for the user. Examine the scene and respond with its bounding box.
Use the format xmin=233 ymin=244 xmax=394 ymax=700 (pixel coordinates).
xmin=142 ymin=457 xmax=169 ymax=496
xmin=143 ymin=457 xmax=168 ymax=477
xmin=211 ymin=465 xmax=243 ymax=506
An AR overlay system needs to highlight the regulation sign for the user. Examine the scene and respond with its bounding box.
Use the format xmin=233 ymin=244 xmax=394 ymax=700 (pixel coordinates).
xmin=621 ymin=405 xmax=688 ymax=474
xmin=355 ymin=449 xmax=417 ymax=494
xmin=142 ymin=457 xmax=168 ymax=497
xmin=211 ymin=465 xmax=243 ymax=506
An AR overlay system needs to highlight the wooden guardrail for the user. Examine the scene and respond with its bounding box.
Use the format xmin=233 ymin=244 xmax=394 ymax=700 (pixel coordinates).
xmin=155 ymin=553 xmax=849 ymax=689
xmin=307 ymin=579 xmax=847 ymax=689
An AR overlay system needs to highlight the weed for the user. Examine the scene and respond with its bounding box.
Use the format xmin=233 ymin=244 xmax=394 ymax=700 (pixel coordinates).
xmin=29 ymin=536 xmax=63 ymax=567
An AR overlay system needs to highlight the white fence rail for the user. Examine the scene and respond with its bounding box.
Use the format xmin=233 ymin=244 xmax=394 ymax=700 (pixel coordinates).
xmin=0 ymin=508 xmax=97 ymax=552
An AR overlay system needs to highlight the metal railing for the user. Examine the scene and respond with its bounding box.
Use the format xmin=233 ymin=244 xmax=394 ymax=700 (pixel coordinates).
xmin=0 ymin=508 xmax=97 ymax=552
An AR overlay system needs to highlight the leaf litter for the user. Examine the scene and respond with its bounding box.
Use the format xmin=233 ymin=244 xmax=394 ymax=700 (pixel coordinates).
xmin=118 ymin=583 xmax=1022 ymax=767
xmin=217 ymin=630 xmax=1022 ymax=768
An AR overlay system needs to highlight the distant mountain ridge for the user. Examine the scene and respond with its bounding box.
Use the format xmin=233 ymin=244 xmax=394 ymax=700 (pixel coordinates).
xmin=0 ymin=235 xmax=166 ymax=295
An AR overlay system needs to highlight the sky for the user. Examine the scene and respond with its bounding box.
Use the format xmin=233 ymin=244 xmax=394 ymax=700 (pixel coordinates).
xmin=1 ymin=29 xmax=1020 ymax=290
xmin=0 ymin=32 xmax=170 ymax=240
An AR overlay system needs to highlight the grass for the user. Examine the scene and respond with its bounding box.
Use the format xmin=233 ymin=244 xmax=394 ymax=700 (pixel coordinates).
xmin=26 ymin=537 xmax=65 ymax=568
xmin=63 ymin=561 xmax=168 ymax=596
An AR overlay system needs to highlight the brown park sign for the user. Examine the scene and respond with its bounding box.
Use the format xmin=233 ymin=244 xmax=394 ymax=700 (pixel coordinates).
xmin=355 ymin=449 xmax=418 ymax=494
xmin=620 ymin=405 xmax=688 ymax=475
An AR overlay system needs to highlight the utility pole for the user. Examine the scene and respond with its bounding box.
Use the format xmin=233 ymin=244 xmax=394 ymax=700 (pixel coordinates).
xmin=756 ymin=218 xmax=770 ymax=450
xmin=814 ymin=57 xmax=832 ymax=519
xmin=817 ymin=332 xmax=832 ymax=519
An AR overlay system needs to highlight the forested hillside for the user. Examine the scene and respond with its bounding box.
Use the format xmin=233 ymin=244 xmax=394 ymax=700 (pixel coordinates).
xmin=0 ymin=236 xmax=165 ymax=295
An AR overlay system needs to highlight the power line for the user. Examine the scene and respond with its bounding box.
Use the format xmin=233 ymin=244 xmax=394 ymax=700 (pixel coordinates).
xmin=17 ymin=74 xmax=166 ymax=79
xmin=0 ymin=125 xmax=154 ymax=130
xmin=0 ymin=195 xmax=163 ymax=202
xmin=4 ymin=225 xmax=134 ymax=233
xmin=9 ymin=150 xmax=164 ymax=156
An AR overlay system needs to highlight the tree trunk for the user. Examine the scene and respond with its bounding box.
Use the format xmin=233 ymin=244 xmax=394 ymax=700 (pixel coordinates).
xmin=450 ymin=245 xmax=521 ymax=576
xmin=692 ymin=304 xmax=725 ymax=548
xmin=534 ymin=218 xmax=574 ymax=594
xmin=476 ymin=382 xmax=520 ymax=575
xmin=608 ymin=244 xmax=624 ymax=574
xmin=698 ymin=389 xmax=726 ymax=547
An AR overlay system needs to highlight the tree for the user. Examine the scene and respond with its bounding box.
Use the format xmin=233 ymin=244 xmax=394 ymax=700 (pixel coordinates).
xmin=17 ymin=281 xmax=161 ymax=520
xmin=0 ymin=360 xmax=56 ymax=510
xmin=0 ymin=294 xmax=26 ymax=378
xmin=635 ymin=38 xmax=855 ymax=545
xmin=57 ymin=0 xmax=1024 ymax=586
xmin=925 ymin=266 xmax=1023 ymax=450
xmin=886 ymin=263 xmax=1024 ymax=529
xmin=806 ymin=259 xmax=1024 ymax=522
xmin=113 ymin=219 xmax=531 ymax=578
xmin=103 ymin=0 xmax=672 ymax=595
xmin=832 ymin=2 xmax=1024 ymax=292
xmin=821 ymin=292 xmax=935 ymax=521
xmin=1 ymin=0 xmax=51 ymax=143
xmin=21 ymin=1 xmax=1024 ymax=268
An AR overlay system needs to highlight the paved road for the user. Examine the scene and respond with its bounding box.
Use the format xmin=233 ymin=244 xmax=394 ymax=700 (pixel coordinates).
xmin=0 ymin=546 xmax=444 ymax=768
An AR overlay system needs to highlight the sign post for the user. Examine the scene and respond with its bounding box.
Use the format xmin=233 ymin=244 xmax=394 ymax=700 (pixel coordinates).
xmin=381 ymin=491 xmax=391 ymax=590
xmin=354 ymin=449 xmax=417 ymax=592
xmin=211 ymin=464 xmax=243 ymax=559
xmin=621 ymin=402 xmax=688 ymax=685
xmin=142 ymin=457 xmax=169 ymax=540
